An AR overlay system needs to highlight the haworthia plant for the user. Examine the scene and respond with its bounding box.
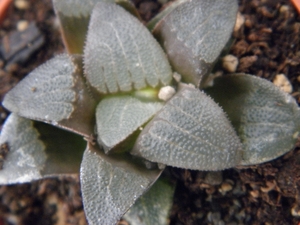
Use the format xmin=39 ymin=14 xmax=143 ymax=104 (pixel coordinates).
xmin=0 ymin=0 xmax=299 ymax=224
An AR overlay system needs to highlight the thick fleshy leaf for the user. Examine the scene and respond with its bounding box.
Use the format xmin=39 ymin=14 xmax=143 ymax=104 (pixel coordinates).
xmin=84 ymin=2 xmax=172 ymax=94
xmin=53 ymin=0 xmax=100 ymax=53
xmin=53 ymin=0 xmax=140 ymax=54
xmin=204 ymin=74 xmax=300 ymax=165
xmin=96 ymin=95 xmax=163 ymax=153
xmin=0 ymin=114 xmax=46 ymax=184
xmin=0 ymin=114 xmax=86 ymax=185
xmin=80 ymin=144 xmax=163 ymax=225
xmin=152 ymin=0 xmax=238 ymax=87
xmin=123 ymin=178 xmax=175 ymax=225
xmin=3 ymin=54 xmax=96 ymax=138
xmin=132 ymin=85 xmax=243 ymax=170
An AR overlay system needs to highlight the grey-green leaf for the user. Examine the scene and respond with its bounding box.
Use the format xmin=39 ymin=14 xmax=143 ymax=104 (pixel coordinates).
xmin=204 ymin=74 xmax=300 ymax=165
xmin=53 ymin=0 xmax=113 ymax=54
xmin=132 ymin=85 xmax=243 ymax=170
xmin=3 ymin=54 xmax=96 ymax=138
xmin=123 ymin=178 xmax=175 ymax=225
xmin=96 ymin=95 xmax=163 ymax=153
xmin=152 ymin=0 xmax=238 ymax=87
xmin=80 ymin=144 xmax=163 ymax=225
xmin=0 ymin=114 xmax=46 ymax=184
xmin=53 ymin=0 xmax=140 ymax=54
xmin=0 ymin=114 xmax=86 ymax=185
xmin=84 ymin=2 xmax=172 ymax=94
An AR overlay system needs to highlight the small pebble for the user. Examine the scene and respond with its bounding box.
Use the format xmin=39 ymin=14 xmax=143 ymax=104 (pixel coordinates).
xmin=260 ymin=180 xmax=276 ymax=193
xmin=273 ymin=74 xmax=293 ymax=93
xmin=250 ymin=190 xmax=260 ymax=198
xmin=17 ymin=20 xmax=29 ymax=31
xmin=158 ymin=86 xmax=176 ymax=101
xmin=291 ymin=204 xmax=300 ymax=217
xmin=14 ymin=0 xmax=30 ymax=10
xmin=234 ymin=12 xmax=245 ymax=32
xmin=219 ymin=182 xmax=233 ymax=195
xmin=222 ymin=54 xmax=239 ymax=73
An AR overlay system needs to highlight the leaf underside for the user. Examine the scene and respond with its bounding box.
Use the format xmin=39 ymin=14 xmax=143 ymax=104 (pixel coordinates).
xmin=84 ymin=2 xmax=172 ymax=94
xmin=96 ymin=95 xmax=163 ymax=152
xmin=3 ymin=54 xmax=96 ymax=138
xmin=132 ymin=85 xmax=243 ymax=171
xmin=153 ymin=0 xmax=238 ymax=87
xmin=80 ymin=144 xmax=163 ymax=225
xmin=204 ymin=74 xmax=300 ymax=165
xmin=123 ymin=178 xmax=175 ymax=225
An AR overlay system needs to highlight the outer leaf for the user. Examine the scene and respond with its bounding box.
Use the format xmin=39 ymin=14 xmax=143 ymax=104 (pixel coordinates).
xmin=152 ymin=0 xmax=238 ymax=87
xmin=53 ymin=0 xmax=140 ymax=54
xmin=123 ymin=178 xmax=175 ymax=225
xmin=80 ymin=143 xmax=163 ymax=225
xmin=3 ymin=54 xmax=97 ymax=138
xmin=96 ymin=95 xmax=163 ymax=153
xmin=84 ymin=2 xmax=172 ymax=94
xmin=53 ymin=0 xmax=101 ymax=53
xmin=132 ymin=85 xmax=243 ymax=170
xmin=0 ymin=114 xmax=46 ymax=184
xmin=0 ymin=114 xmax=86 ymax=185
xmin=204 ymin=74 xmax=300 ymax=165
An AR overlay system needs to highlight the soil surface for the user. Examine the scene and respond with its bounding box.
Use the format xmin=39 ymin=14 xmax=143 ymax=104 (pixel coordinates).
xmin=0 ymin=0 xmax=300 ymax=224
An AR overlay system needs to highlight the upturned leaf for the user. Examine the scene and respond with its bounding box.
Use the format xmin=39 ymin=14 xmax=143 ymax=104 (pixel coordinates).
xmin=53 ymin=0 xmax=105 ymax=54
xmin=204 ymin=74 xmax=300 ymax=165
xmin=132 ymin=85 xmax=243 ymax=170
xmin=84 ymin=2 xmax=172 ymax=94
xmin=80 ymin=144 xmax=163 ymax=225
xmin=53 ymin=0 xmax=140 ymax=54
xmin=152 ymin=0 xmax=238 ymax=87
xmin=0 ymin=114 xmax=85 ymax=185
xmin=3 ymin=54 xmax=97 ymax=138
xmin=123 ymin=178 xmax=175 ymax=225
xmin=96 ymin=95 xmax=163 ymax=153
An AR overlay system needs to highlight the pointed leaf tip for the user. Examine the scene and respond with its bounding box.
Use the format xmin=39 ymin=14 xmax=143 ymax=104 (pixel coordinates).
xmin=84 ymin=2 xmax=172 ymax=94
xmin=205 ymin=74 xmax=300 ymax=165
xmin=132 ymin=85 xmax=243 ymax=171
xmin=3 ymin=54 xmax=76 ymax=122
xmin=153 ymin=0 xmax=238 ymax=86
xmin=80 ymin=144 xmax=163 ymax=225
xmin=96 ymin=95 xmax=163 ymax=152
xmin=3 ymin=54 xmax=97 ymax=137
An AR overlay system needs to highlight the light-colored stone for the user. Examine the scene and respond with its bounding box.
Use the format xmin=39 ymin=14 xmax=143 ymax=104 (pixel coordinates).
xmin=273 ymin=74 xmax=293 ymax=93
xmin=14 ymin=0 xmax=30 ymax=10
xmin=222 ymin=54 xmax=239 ymax=73
xmin=234 ymin=12 xmax=245 ymax=32
xmin=158 ymin=86 xmax=176 ymax=101
xmin=17 ymin=20 xmax=29 ymax=31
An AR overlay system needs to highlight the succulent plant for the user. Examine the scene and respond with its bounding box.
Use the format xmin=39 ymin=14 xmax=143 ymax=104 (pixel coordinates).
xmin=0 ymin=0 xmax=300 ymax=224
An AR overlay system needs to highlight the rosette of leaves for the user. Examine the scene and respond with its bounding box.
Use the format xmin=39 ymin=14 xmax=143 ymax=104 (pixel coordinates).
xmin=0 ymin=0 xmax=300 ymax=224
